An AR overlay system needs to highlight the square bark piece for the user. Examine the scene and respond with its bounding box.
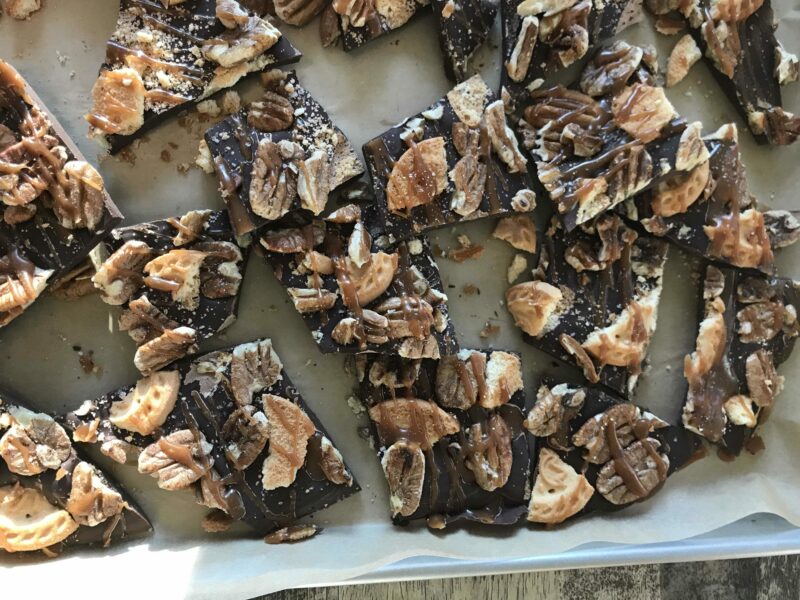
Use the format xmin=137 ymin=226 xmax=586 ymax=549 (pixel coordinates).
xmin=524 ymin=381 xmax=701 ymax=525
xmin=92 ymin=210 xmax=249 ymax=375
xmin=433 ymin=0 xmax=499 ymax=82
xmin=204 ymin=70 xmax=364 ymax=237
xmin=0 ymin=390 xmax=152 ymax=555
xmin=86 ymin=0 xmax=302 ymax=154
xmin=681 ymin=264 xmax=799 ymax=456
xmin=358 ymin=349 xmax=533 ymax=527
xmin=362 ymin=74 xmax=536 ymax=243
xmin=62 ymin=339 xmax=359 ymax=536
xmin=505 ymin=213 xmax=668 ymax=399
xmin=0 ymin=59 xmax=123 ymax=329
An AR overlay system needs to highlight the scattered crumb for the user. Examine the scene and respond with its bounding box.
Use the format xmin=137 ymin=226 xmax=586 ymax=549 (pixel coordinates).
xmin=346 ymin=395 xmax=366 ymax=416
xmin=55 ymin=50 xmax=69 ymax=66
xmin=220 ymin=90 xmax=241 ymax=115
xmin=195 ymin=139 xmax=214 ymax=174
xmin=160 ymin=149 xmax=172 ymax=162
xmin=480 ymin=322 xmax=500 ymax=339
xmin=264 ymin=524 xmax=319 ymax=544
xmin=462 ymin=284 xmax=479 ymax=295
xmin=177 ymin=162 xmax=190 ymax=174
xmin=447 ymin=234 xmax=484 ymax=262
xmin=507 ymin=254 xmax=528 ymax=283
xmin=655 ymin=14 xmax=685 ymax=35
xmin=73 ymin=347 xmax=102 ymax=376
xmin=196 ymin=99 xmax=221 ymax=117
xmin=202 ymin=510 xmax=233 ymax=533
xmin=116 ymin=147 xmax=137 ymax=165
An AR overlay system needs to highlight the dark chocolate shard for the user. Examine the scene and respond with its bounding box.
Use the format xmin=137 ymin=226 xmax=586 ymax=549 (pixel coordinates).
xmin=681 ymin=264 xmax=799 ymax=455
xmin=87 ymin=0 xmax=302 ymax=154
xmin=505 ymin=214 xmax=668 ymax=399
xmin=358 ymin=350 xmax=532 ymax=527
xmin=62 ymin=339 xmax=359 ymax=536
xmin=433 ymin=0 xmax=499 ymax=82
xmin=674 ymin=0 xmax=799 ymax=145
xmin=524 ymin=382 xmax=701 ymax=525
xmin=500 ymin=0 xmax=644 ymax=110
xmin=0 ymin=390 xmax=151 ymax=555
xmin=0 ymin=59 xmax=123 ymax=329
xmin=362 ymin=74 xmax=536 ymax=243
xmin=91 ymin=210 xmax=249 ymax=374
xmin=258 ymin=210 xmax=459 ymax=357
xmin=518 ymin=41 xmax=710 ymax=231
xmin=623 ymin=123 xmax=793 ymax=274
xmin=204 ymin=69 xmax=364 ymax=237
xmin=329 ymin=0 xmax=429 ymax=51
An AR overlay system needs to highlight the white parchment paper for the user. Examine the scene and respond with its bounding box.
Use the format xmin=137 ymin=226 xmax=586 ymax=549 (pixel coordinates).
xmin=0 ymin=0 xmax=798 ymax=597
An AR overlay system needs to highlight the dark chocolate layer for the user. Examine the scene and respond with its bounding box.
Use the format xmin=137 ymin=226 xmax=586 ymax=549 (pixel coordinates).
xmin=433 ymin=0 xmax=499 ymax=82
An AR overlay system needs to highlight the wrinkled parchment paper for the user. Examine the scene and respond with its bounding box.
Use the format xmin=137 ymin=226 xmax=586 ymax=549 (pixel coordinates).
xmin=0 ymin=0 xmax=798 ymax=597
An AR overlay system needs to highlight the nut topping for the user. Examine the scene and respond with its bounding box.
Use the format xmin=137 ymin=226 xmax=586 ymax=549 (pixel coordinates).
xmin=274 ymin=0 xmax=326 ymax=26
xmin=464 ymin=412 xmax=514 ymax=492
xmin=325 ymin=203 xmax=362 ymax=224
xmin=650 ymin=159 xmax=709 ymax=217
xmin=66 ymin=462 xmax=125 ymax=527
xmin=745 ymin=350 xmax=783 ymax=408
xmin=0 ymin=410 xmax=71 ymax=476
xmin=493 ymin=215 xmax=537 ymax=253
xmin=775 ymin=46 xmax=799 ymax=85
xmin=288 ymin=287 xmax=337 ymax=313
xmin=217 ymin=0 xmax=251 ymax=28
xmin=573 ymin=404 xmax=667 ymax=464
xmin=92 ymin=240 xmax=152 ymax=306
xmin=87 ymin=68 xmax=145 ymax=136
xmin=484 ymin=100 xmax=527 ymax=174
xmin=705 ymin=208 xmax=773 ymax=270
xmin=249 ymin=139 xmax=297 ymax=221
xmin=381 ymin=440 xmax=425 ymax=518
xmin=197 ymin=241 xmax=243 ymax=300
xmin=449 ymin=126 xmax=487 ymax=217
xmin=133 ymin=326 xmax=197 ymax=375
xmin=736 ymin=301 xmax=788 ymax=344
xmin=506 ymin=16 xmax=539 ymax=83
xmin=611 ymin=84 xmax=677 ymax=144
xmin=595 ymin=439 xmax=669 ymax=505
xmin=297 ymin=149 xmax=331 ymax=215
xmin=119 ymin=295 xmax=179 ymax=345
xmin=516 ymin=0 xmax=578 ymax=17
xmin=261 ymin=221 xmax=325 ymax=254
xmin=343 ymin=251 xmax=398 ymax=305
xmin=527 ymin=448 xmax=593 ymax=524
xmin=0 ymin=484 xmax=78 ymax=553
xmin=230 ymin=340 xmax=284 ymax=406
xmin=666 ymin=34 xmax=701 ymax=87
xmin=319 ymin=3 xmax=342 ymax=47
xmin=138 ymin=429 xmax=213 ymax=491
xmin=332 ymin=0 xmax=375 ymax=28
xmin=386 ymin=137 xmax=448 ymax=213
xmin=248 ymin=91 xmax=294 ymax=132
xmin=261 ymin=395 xmax=316 ymax=490
xmin=317 ymin=435 xmax=353 ymax=486
xmin=222 ymin=406 xmax=269 ymax=470
xmin=709 ymin=0 xmax=763 ymax=22
xmin=579 ymin=41 xmax=643 ymax=98
xmin=435 ymin=352 xmax=485 ymax=410
xmin=763 ymin=210 xmax=800 ymax=249
xmin=202 ymin=16 xmax=281 ymax=68
xmin=170 ymin=210 xmax=212 ymax=247
xmin=109 ymin=370 xmax=180 ymax=436
xmin=144 ymin=249 xmax=207 ymax=311
xmin=524 ymin=384 xmax=585 ymax=438
xmin=506 ymin=281 xmax=563 ymax=337
xmin=368 ymin=399 xmax=460 ymax=449
xmin=58 ymin=161 xmax=106 ymax=231
xmin=264 ymin=524 xmax=320 ymax=544
xmin=722 ymin=395 xmax=757 ymax=428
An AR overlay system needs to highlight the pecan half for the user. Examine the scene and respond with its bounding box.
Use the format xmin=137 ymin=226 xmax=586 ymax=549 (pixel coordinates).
xmin=249 ymin=139 xmax=297 ymax=221
xmin=57 ymin=161 xmax=106 ymax=231
xmin=133 ymin=326 xmax=198 ymax=375
xmin=297 ymin=149 xmax=331 ymax=215
xmin=248 ymin=91 xmax=294 ymax=132
xmin=573 ymin=404 xmax=667 ymax=464
xmin=596 ymin=439 xmax=669 ymax=505
xmin=464 ymin=412 xmax=514 ymax=492
xmin=222 ymin=406 xmax=269 ymax=470
xmin=506 ymin=16 xmax=539 ymax=82
xmin=119 ymin=295 xmax=179 ymax=345
xmin=381 ymin=440 xmax=425 ymax=517
xmin=230 ymin=340 xmax=284 ymax=405
xmin=288 ymin=287 xmax=337 ymax=313
xmin=435 ymin=352 xmax=484 ymax=410
xmin=746 ymin=350 xmax=783 ymax=408
xmin=580 ymin=41 xmax=643 ymax=97
xmin=484 ymin=100 xmax=527 ymax=173
xmin=0 ymin=414 xmax=72 ymax=476
xmin=317 ymin=435 xmax=353 ymax=486
xmin=274 ymin=0 xmax=326 ymax=25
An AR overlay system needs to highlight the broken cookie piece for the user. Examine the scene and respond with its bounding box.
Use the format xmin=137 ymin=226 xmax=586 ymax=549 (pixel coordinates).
xmin=0 ymin=391 xmax=151 ymax=554
xmin=432 ymin=0 xmax=499 ymax=82
xmin=506 ymin=214 xmax=668 ymax=399
xmin=682 ymin=264 xmax=799 ymax=455
xmin=500 ymin=0 xmax=644 ymax=108
xmin=204 ymin=70 xmax=364 ymax=237
xmin=525 ymin=382 xmax=701 ymax=524
xmin=91 ymin=210 xmax=248 ymax=374
xmin=259 ymin=212 xmax=458 ymax=358
xmin=0 ymin=59 xmax=123 ymax=329
xmin=363 ymin=75 xmax=535 ymax=242
xmin=518 ymin=41 xmax=710 ymax=231
xmin=358 ymin=351 xmax=532 ymax=527
xmin=623 ymin=123 xmax=797 ymax=273
xmin=62 ymin=339 xmax=358 ymax=536
xmin=86 ymin=0 xmax=302 ymax=154
xmin=674 ymin=0 xmax=799 ymax=144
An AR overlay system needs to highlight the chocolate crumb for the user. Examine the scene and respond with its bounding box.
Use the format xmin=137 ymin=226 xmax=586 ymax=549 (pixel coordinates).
xmin=480 ymin=322 xmax=500 ymax=338
xmin=202 ymin=510 xmax=233 ymax=533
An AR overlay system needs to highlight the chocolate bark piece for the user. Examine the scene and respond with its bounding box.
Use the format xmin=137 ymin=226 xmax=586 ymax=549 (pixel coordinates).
xmin=623 ymin=123 xmax=795 ymax=273
xmin=506 ymin=214 xmax=668 ymax=399
xmin=258 ymin=212 xmax=459 ymax=357
xmin=91 ymin=210 xmax=248 ymax=374
xmin=86 ymin=0 xmax=302 ymax=154
xmin=524 ymin=382 xmax=701 ymax=524
xmin=0 ymin=59 xmax=123 ymax=329
xmin=669 ymin=0 xmax=799 ymax=145
xmin=433 ymin=0 xmax=499 ymax=82
xmin=204 ymin=70 xmax=364 ymax=237
xmin=518 ymin=41 xmax=710 ymax=232
xmin=681 ymin=264 xmax=799 ymax=455
xmin=328 ymin=0 xmax=429 ymax=51
xmin=62 ymin=339 xmax=359 ymax=536
xmin=0 ymin=390 xmax=151 ymax=554
xmin=357 ymin=350 xmax=532 ymax=527
xmin=362 ymin=75 xmax=535 ymax=243
xmin=500 ymin=0 xmax=644 ymax=109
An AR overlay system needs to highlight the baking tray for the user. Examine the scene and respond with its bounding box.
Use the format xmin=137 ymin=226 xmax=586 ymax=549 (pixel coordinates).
xmin=0 ymin=1 xmax=799 ymax=598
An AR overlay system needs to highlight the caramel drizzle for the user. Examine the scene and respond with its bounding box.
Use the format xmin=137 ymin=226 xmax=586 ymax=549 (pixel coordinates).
xmin=603 ymin=417 xmax=668 ymax=500
xmin=105 ymin=40 xmax=204 ymax=85
xmin=328 ymin=232 xmax=365 ymax=343
xmin=158 ymin=436 xmax=206 ymax=475
xmin=8 ymin=435 xmax=36 ymax=472
xmin=143 ymin=275 xmax=181 ymax=292
xmin=0 ymin=247 xmax=37 ymax=302
xmin=365 ymin=138 xmax=395 ymax=181
xmin=145 ymin=89 xmax=192 ymax=107
xmin=395 ymin=243 xmax=429 ymax=339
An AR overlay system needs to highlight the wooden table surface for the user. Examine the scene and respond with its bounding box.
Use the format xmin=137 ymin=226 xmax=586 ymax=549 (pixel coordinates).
xmin=262 ymin=556 xmax=800 ymax=599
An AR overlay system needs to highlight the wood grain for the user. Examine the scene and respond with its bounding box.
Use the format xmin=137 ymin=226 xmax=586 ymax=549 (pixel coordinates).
xmin=262 ymin=556 xmax=800 ymax=600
